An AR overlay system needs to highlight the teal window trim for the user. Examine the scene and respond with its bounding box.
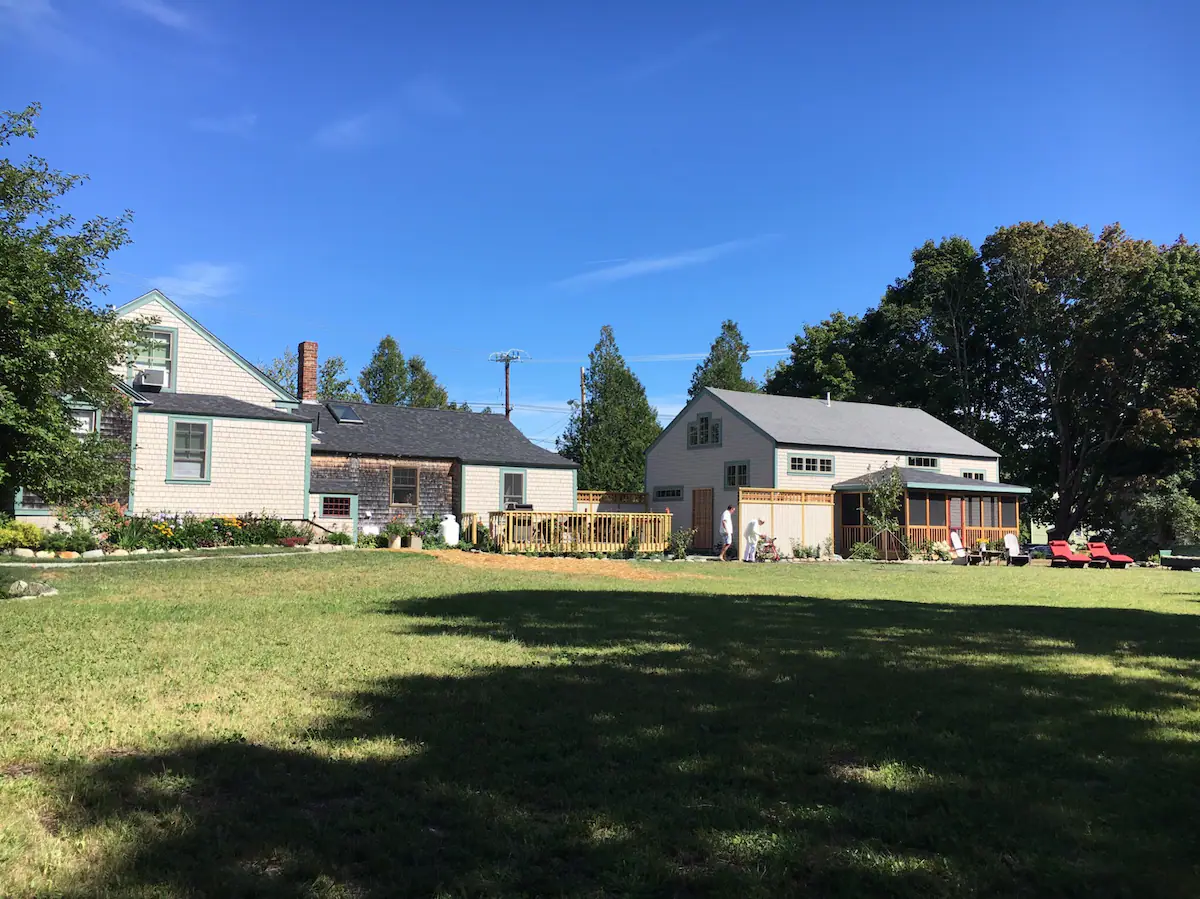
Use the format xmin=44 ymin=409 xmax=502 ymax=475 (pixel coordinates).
xmin=786 ymin=452 xmax=836 ymax=477
xmin=906 ymin=455 xmax=940 ymax=470
xmin=165 ymin=415 xmax=213 ymax=484
xmin=459 ymin=463 xmax=469 ymax=515
xmin=685 ymin=412 xmax=723 ymax=450
xmin=652 ymin=485 xmax=684 ymax=501
xmin=317 ymin=494 xmax=355 ymax=518
xmin=962 ymin=469 xmax=987 ymax=481
xmin=14 ymin=488 xmax=53 ymax=516
xmin=723 ymin=460 xmax=750 ymax=491
xmin=500 ymin=467 xmax=528 ymax=508
xmin=128 ymin=406 xmax=139 ymax=514
xmin=127 ymin=325 xmax=180 ymax=394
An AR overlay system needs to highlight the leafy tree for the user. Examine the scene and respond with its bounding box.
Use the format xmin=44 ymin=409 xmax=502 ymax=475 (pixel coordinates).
xmin=404 ymin=356 xmax=449 ymax=408
xmin=765 ymin=312 xmax=861 ymax=400
xmin=317 ymin=355 xmax=361 ymax=402
xmin=0 ymin=103 xmax=140 ymax=513
xmin=688 ymin=320 xmax=758 ymax=399
xmin=358 ymin=336 xmax=408 ymax=405
xmin=357 ymin=337 xmax=451 ymax=408
xmin=262 ymin=347 xmax=297 ymax=396
xmin=558 ymin=325 xmax=661 ymax=491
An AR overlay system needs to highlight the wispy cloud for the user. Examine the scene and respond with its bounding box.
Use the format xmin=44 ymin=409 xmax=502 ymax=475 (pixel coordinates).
xmin=0 ymin=0 xmax=79 ymax=53
xmin=118 ymin=0 xmax=193 ymax=31
xmin=403 ymin=74 xmax=464 ymax=118
xmin=616 ymin=30 xmax=723 ymax=83
xmin=556 ymin=236 xmax=772 ymax=290
xmin=313 ymin=75 xmax=462 ymax=151
xmin=312 ymin=112 xmax=376 ymax=150
xmin=152 ymin=262 xmax=239 ymax=303
xmin=189 ymin=112 xmax=257 ymax=137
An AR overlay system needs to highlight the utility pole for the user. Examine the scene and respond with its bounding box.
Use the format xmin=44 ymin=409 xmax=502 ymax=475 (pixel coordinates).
xmin=488 ymin=349 xmax=529 ymax=420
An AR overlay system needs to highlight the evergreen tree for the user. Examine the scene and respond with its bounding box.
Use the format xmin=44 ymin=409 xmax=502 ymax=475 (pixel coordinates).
xmin=558 ymin=325 xmax=662 ymax=491
xmin=404 ymin=355 xmax=450 ymax=408
xmin=688 ymin=319 xmax=758 ymax=399
xmin=358 ymin=336 xmax=408 ymax=405
xmin=1 ymin=103 xmax=141 ymax=513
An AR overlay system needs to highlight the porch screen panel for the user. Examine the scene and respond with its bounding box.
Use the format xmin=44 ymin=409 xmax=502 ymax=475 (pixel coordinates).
xmin=949 ymin=497 xmax=962 ymax=528
xmin=928 ymin=493 xmax=947 ymax=527
xmin=907 ymin=491 xmax=928 ymax=526
xmin=966 ymin=498 xmax=981 ymax=527
xmin=841 ymin=493 xmax=861 ymax=526
xmin=981 ymin=497 xmax=997 ymax=527
xmin=1000 ymin=497 xmax=1018 ymax=527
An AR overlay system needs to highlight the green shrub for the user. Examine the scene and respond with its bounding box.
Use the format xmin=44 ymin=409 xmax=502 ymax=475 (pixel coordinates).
xmin=0 ymin=521 xmax=45 ymax=550
xmin=665 ymin=528 xmax=697 ymax=560
xmin=43 ymin=526 xmax=97 ymax=553
xmin=849 ymin=541 xmax=879 ymax=561
xmin=407 ymin=516 xmax=446 ymax=549
xmin=623 ymin=533 xmax=641 ymax=559
xmin=356 ymin=531 xmax=379 ymax=549
xmin=325 ymin=531 xmax=352 ymax=546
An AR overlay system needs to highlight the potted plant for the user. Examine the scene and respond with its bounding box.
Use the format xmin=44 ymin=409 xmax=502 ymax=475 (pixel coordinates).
xmin=383 ymin=517 xmax=408 ymax=550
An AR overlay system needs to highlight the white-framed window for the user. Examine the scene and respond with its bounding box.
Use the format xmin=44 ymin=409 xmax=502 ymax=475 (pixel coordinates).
xmin=788 ymin=454 xmax=834 ymax=475
xmin=133 ymin=328 xmax=174 ymax=389
xmin=391 ymin=467 xmax=418 ymax=506
xmin=963 ymin=471 xmax=985 ymax=481
xmin=686 ymin=413 xmax=722 ymax=448
xmin=171 ymin=420 xmax=209 ymax=480
xmin=724 ymin=461 xmax=749 ymax=489
xmin=321 ymin=496 xmax=351 ymax=518
xmin=502 ymin=471 xmax=526 ymax=507
xmin=69 ymin=409 xmax=97 ymax=435
xmin=653 ymin=486 xmax=683 ymax=501
xmin=907 ymin=456 xmax=938 ymax=469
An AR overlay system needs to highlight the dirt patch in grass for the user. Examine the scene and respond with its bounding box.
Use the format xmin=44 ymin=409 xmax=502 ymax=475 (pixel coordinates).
xmin=430 ymin=550 xmax=690 ymax=581
xmin=0 ymin=761 xmax=39 ymax=779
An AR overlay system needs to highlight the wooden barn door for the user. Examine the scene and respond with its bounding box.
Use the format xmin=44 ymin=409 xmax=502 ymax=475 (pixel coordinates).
xmin=691 ymin=488 xmax=713 ymax=551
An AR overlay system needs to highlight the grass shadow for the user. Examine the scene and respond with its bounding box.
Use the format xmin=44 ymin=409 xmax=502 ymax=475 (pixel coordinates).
xmin=39 ymin=590 xmax=1200 ymax=897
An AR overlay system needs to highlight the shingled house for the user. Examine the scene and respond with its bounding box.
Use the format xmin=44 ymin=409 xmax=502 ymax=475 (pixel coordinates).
xmin=293 ymin=343 xmax=578 ymax=538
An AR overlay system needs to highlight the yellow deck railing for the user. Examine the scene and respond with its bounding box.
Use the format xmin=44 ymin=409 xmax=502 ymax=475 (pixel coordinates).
xmin=462 ymin=510 xmax=672 ymax=553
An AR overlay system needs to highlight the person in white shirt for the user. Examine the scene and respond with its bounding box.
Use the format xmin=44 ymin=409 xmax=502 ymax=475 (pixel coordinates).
xmin=719 ymin=504 xmax=736 ymax=561
xmin=743 ymin=518 xmax=764 ymax=562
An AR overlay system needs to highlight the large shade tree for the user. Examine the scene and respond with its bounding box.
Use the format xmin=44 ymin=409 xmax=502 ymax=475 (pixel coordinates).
xmin=357 ymin=336 xmax=452 ymax=408
xmin=0 ymin=103 xmax=141 ymax=513
xmin=766 ymin=221 xmax=1200 ymax=540
xmin=558 ymin=325 xmax=661 ymax=491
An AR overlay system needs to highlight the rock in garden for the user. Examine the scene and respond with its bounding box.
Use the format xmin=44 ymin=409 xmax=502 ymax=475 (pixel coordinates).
xmin=109 ymin=549 xmax=129 ymax=557
xmin=81 ymin=549 xmax=104 ymax=559
xmin=12 ymin=548 xmax=35 ymax=558
xmin=7 ymin=580 xmax=57 ymax=598
xmin=58 ymin=551 xmax=79 ymax=559
xmin=132 ymin=548 xmax=149 ymax=555
xmin=34 ymin=551 xmax=55 ymax=559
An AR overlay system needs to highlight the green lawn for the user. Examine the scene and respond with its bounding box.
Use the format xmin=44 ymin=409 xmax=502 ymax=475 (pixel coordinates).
xmin=2 ymin=555 xmax=1199 ymax=897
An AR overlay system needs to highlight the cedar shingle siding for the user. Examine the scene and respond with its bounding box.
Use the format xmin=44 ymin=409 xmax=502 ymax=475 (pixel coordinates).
xmin=310 ymin=454 xmax=456 ymax=523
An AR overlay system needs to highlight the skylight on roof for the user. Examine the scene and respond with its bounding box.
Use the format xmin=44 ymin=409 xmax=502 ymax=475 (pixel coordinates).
xmin=327 ymin=402 xmax=363 ymax=424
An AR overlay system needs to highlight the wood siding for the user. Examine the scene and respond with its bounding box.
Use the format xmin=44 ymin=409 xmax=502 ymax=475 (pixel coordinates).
xmin=461 ymin=464 xmax=576 ymax=514
xmin=644 ymin=393 xmax=775 ymax=550
xmin=117 ymin=297 xmax=281 ymax=407
xmin=310 ymin=454 xmax=455 ymax=526
xmin=775 ymin=446 xmax=1000 ymax=488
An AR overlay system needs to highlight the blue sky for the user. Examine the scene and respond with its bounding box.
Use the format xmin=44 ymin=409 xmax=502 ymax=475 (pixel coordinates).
xmin=3 ymin=0 xmax=1197 ymax=445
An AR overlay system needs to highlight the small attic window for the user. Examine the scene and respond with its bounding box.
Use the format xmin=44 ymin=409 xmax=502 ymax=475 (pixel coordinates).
xmin=327 ymin=403 xmax=363 ymax=424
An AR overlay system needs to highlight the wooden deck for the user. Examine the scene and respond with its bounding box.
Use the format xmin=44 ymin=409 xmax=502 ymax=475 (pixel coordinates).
xmin=841 ymin=525 xmax=1017 ymax=558
xmin=462 ymin=511 xmax=673 ymax=554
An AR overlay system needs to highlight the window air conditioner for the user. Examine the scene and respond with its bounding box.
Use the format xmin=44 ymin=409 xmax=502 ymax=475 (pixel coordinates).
xmin=139 ymin=369 xmax=167 ymax=390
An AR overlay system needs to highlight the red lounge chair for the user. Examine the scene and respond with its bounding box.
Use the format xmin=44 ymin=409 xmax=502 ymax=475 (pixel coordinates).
xmin=1087 ymin=542 xmax=1134 ymax=569
xmin=1049 ymin=540 xmax=1090 ymax=568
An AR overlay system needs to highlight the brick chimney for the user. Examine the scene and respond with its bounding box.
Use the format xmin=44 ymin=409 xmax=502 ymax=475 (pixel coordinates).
xmin=298 ymin=341 xmax=318 ymax=403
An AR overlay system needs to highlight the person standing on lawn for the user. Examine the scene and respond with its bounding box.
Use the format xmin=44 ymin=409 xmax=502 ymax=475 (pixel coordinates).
xmin=719 ymin=504 xmax=736 ymax=561
xmin=743 ymin=517 xmax=764 ymax=562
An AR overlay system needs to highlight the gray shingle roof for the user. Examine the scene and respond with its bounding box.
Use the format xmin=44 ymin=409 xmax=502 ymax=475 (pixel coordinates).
xmin=293 ymin=402 xmax=578 ymax=469
xmin=309 ymin=478 xmax=359 ymax=495
xmin=707 ymin=388 xmax=999 ymax=457
xmin=832 ymin=467 xmax=1030 ymax=494
xmin=137 ymin=393 xmax=308 ymax=423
